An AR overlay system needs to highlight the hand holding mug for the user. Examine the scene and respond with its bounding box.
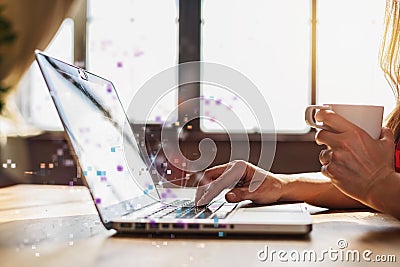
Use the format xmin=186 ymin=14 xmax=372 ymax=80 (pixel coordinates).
xmin=304 ymin=104 xmax=395 ymax=204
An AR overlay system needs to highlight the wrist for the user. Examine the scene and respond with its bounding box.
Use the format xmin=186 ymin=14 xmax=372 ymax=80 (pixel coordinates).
xmin=366 ymin=170 xmax=399 ymax=214
xmin=275 ymin=173 xmax=339 ymax=206
xmin=273 ymin=174 xmax=295 ymax=201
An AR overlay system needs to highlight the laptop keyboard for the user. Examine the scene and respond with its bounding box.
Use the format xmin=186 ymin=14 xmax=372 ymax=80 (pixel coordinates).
xmin=139 ymin=200 xmax=237 ymax=220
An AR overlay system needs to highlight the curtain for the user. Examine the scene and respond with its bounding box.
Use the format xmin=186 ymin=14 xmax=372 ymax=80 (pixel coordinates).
xmin=0 ymin=0 xmax=76 ymax=89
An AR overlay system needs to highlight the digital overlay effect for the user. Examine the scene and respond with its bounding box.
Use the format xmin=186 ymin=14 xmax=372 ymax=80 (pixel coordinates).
xmin=124 ymin=61 xmax=277 ymax=204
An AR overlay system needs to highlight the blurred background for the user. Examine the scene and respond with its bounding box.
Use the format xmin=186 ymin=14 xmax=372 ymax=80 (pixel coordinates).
xmin=0 ymin=0 xmax=395 ymax=187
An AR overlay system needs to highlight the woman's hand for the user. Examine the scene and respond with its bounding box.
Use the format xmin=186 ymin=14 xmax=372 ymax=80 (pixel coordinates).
xmin=315 ymin=109 xmax=396 ymax=205
xmin=194 ymin=160 xmax=284 ymax=206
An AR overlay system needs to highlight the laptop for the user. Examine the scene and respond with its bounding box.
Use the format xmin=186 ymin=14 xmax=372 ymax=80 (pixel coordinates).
xmin=35 ymin=51 xmax=312 ymax=235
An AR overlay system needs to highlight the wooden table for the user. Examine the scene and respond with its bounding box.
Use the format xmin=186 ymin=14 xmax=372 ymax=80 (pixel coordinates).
xmin=0 ymin=184 xmax=399 ymax=267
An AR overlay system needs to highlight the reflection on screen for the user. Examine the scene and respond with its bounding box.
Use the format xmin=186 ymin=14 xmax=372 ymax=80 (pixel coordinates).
xmin=36 ymin=53 xmax=159 ymax=222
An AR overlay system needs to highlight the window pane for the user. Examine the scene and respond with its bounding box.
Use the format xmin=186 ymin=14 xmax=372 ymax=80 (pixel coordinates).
xmin=202 ymin=0 xmax=311 ymax=133
xmin=317 ymin=0 xmax=395 ymax=118
xmin=87 ymin=0 xmax=178 ymax=123
xmin=18 ymin=19 xmax=74 ymax=130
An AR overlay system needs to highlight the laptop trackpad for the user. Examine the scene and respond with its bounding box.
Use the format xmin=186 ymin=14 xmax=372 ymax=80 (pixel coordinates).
xmin=229 ymin=203 xmax=312 ymax=224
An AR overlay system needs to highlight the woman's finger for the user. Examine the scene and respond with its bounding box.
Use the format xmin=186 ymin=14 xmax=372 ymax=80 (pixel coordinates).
xmin=319 ymin=149 xmax=333 ymax=165
xmin=315 ymin=110 xmax=358 ymax=133
xmin=315 ymin=129 xmax=341 ymax=147
xmin=321 ymin=164 xmax=333 ymax=179
xmin=380 ymin=127 xmax=395 ymax=143
xmin=196 ymin=163 xmax=230 ymax=187
xmin=195 ymin=161 xmax=247 ymax=206
xmin=195 ymin=164 xmax=230 ymax=203
xmin=225 ymin=187 xmax=255 ymax=203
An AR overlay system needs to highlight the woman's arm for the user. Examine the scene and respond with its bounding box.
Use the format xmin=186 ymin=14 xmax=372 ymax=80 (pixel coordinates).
xmin=276 ymin=173 xmax=367 ymax=209
xmin=279 ymin=171 xmax=400 ymax=219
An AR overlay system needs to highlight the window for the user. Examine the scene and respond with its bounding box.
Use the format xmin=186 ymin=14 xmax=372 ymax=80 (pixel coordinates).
xmin=18 ymin=18 xmax=74 ymax=130
xmin=317 ymin=0 xmax=395 ymax=117
xmin=87 ymin=0 xmax=179 ymax=122
xmin=202 ymin=0 xmax=311 ymax=133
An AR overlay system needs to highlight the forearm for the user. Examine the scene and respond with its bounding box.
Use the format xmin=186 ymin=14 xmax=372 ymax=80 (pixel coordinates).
xmin=275 ymin=172 xmax=367 ymax=209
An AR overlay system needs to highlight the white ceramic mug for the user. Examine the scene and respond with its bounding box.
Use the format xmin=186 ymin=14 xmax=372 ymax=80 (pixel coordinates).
xmin=305 ymin=104 xmax=384 ymax=140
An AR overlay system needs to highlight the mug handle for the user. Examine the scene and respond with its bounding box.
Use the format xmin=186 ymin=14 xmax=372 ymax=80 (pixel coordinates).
xmin=305 ymin=105 xmax=332 ymax=130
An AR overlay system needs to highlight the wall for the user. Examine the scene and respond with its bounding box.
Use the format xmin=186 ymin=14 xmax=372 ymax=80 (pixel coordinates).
xmin=0 ymin=130 xmax=323 ymax=187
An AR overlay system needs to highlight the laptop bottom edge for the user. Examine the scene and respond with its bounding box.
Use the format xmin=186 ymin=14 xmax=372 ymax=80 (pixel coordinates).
xmin=112 ymin=221 xmax=312 ymax=235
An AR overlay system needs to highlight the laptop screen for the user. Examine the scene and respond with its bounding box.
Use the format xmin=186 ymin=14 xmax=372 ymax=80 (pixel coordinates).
xmin=36 ymin=52 xmax=159 ymax=223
